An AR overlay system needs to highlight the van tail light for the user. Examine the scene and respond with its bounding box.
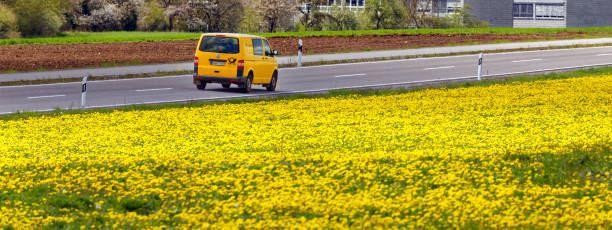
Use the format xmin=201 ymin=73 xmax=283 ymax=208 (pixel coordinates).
xmin=194 ymin=57 xmax=199 ymax=75
xmin=237 ymin=60 xmax=245 ymax=77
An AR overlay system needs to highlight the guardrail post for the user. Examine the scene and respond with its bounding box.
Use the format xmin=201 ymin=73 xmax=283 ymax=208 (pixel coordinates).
xmin=477 ymin=53 xmax=483 ymax=81
xmin=81 ymin=76 xmax=88 ymax=108
xmin=298 ymin=39 xmax=303 ymax=67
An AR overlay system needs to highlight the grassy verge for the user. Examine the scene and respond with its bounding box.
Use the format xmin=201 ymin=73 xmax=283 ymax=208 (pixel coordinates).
xmin=0 ymin=31 xmax=200 ymax=46
xmin=0 ymin=70 xmax=191 ymax=87
xmin=2 ymin=65 xmax=611 ymax=121
xmin=3 ymin=27 xmax=612 ymax=46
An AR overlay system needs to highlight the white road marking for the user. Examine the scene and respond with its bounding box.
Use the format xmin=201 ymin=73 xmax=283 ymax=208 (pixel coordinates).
xmin=0 ymin=75 xmax=190 ymax=89
xmin=334 ymin=73 xmax=367 ymax=78
xmin=596 ymin=53 xmax=612 ymax=56
xmin=424 ymin=66 xmax=455 ymax=71
xmin=135 ymin=88 xmax=173 ymax=92
xmin=512 ymin=58 xmax=543 ymax=63
xmin=27 ymin=94 xmax=65 ymax=99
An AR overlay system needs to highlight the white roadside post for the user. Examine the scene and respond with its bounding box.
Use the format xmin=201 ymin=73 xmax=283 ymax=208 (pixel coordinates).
xmin=477 ymin=53 xmax=483 ymax=81
xmin=81 ymin=76 xmax=88 ymax=108
xmin=298 ymin=39 xmax=303 ymax=67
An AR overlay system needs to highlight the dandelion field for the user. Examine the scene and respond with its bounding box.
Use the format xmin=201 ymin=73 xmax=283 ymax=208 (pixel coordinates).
xmin=0 ymin=75 xmax=611 ymax=229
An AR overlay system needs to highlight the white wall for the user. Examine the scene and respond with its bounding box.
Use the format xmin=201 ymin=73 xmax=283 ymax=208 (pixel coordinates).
xmin=513 ymin=0 xmax=567 ymax=28
xmin=514 ymin=19 xmax=566 ymax=28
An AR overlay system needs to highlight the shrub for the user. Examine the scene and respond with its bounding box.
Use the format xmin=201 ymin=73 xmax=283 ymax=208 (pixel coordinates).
xmin=79 ymin=4 xmax=122 ymax=31
xmin=324 ymin=5 xmax=359 ymax=31
xmin=449 ymin=4 xmax=490 ymax=28
xmin=0 ymin=3 xmax=19 ymax=38
xmin=13 ymin=0 xmax=64 ymax=37
xmin=121 ymin=0 xmax=144 ymax=31
xmin=365 ymin=0 xmax=405 ymax=29
xmin=138 ymin=1 xmax=168 ymax=31
xmin=240 ymin=6 xmax=262 ymax=33
xmin=356 ymin=11 xmax=373 ymax=30
xmin=184 ymin=18 xmax=208 ymax=32
xmin=180 ymin=0 xmax=243 ymax=33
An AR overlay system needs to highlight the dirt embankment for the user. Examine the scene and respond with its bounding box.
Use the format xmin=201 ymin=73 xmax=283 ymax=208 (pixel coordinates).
xmin=0 ymin=32 xmax=602 ymax=72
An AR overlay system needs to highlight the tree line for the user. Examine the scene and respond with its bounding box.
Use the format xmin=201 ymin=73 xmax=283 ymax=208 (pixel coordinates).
xmin=0 ymin=0 xmax=488 ymax=38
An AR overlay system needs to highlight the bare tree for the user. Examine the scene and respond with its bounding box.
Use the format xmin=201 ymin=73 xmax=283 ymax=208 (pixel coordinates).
xmin=180 ymin=0 xmax=243 ymax=32
xmin=156 ymin=0 xmax=182 ymax=30
xmin=402 ymin=0 xmax=433 ymax=28
xmin=297 ymin=0 xmax=327 ymax=30
xmin=256 ymin=0 xmax=298 ymax=32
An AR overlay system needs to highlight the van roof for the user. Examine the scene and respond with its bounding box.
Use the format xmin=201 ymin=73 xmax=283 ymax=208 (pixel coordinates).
xmin=201 ymin=33 xmax=265 ymax=39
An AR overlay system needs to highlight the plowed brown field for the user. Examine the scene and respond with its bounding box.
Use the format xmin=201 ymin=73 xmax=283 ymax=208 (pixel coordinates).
xmin=0 ymin=32 xmax=603 ymax=72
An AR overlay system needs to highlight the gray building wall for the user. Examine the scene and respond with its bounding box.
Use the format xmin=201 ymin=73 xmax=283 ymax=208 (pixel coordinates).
xmin=567 ymin=0 xmax=612 ymax=27
xmin=465 ymin=0 xmax=514 ymax=27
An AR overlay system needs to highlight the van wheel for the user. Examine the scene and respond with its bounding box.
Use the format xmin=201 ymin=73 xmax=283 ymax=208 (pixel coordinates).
xmin=222 ymin=83 xmax=231 ymax=89
xmin=242 ymin=73 xmax=253 ymax=93
xmin=196 ymin=82 xmax=206 ymax=90
xmin=266 ymin=72 xmax=277 ymax=92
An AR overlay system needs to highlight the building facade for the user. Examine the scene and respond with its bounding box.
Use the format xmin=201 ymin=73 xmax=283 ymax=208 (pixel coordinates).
xmin=511 ymin=0 xmax=566 ymax=28
xmin=465 ymin=0 xmax=514 ymax=27
xmin=566 ymin=0 xmax=612 ymax=27
xmin=316 ymin=0 xmax=612 ymax=28
xmin=468 ymin=0 xmax=612 ymax=28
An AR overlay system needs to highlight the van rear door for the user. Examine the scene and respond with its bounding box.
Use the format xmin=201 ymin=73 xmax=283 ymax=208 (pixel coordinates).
xmin=196 ymin=36 xmax=241 ymax=78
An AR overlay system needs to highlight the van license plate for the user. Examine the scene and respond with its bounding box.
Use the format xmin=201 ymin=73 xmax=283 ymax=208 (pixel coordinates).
xmin=211 ymin=61 xmax=225 ymax=66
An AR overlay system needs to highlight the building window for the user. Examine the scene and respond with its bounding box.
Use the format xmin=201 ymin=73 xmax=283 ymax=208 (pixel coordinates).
xmin=343 ymin=0 xmax=364 ymax=7
xmin=514 ymin=3 xmax=565 ymax=20
xmin=322 ymin=0 xmax=364 ymax=7
xmin=535 ymin=3 xmax=565 ymax=19
xmin=513 ymin=3 xmax=534 ymax=18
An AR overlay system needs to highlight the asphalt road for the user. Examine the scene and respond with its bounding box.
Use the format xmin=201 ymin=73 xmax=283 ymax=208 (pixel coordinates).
xmin=3 ymin=46 xmax=612 ymax=114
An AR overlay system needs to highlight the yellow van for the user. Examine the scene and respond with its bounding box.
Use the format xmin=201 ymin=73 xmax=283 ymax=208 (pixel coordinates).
xmin=193 ymin=33 xmax=279 ymax=93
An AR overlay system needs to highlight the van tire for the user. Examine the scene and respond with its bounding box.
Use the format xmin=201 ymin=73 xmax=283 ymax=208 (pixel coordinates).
xmin=196 ymin=82 xmax=206 ymax=90
xmin=242 ymin=73 xmax=253 ymax=93
xmin=266 ymin=71 xmax=277 ymax=92
xmin=222 ymin=83 xmax=231 ymax=89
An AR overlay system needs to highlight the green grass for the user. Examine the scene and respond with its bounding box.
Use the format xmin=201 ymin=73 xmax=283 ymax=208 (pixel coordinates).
xmin=505 ymin=146 xmax=612 ymax=187
xmin=3 ymin=27 xmax=612 ymax=46
xmin=0 ymin=31 xmax=201 ymax=46
xmin=2 ymin=65 xmax=612 ymax=121
xmin=0 ymin=183 xmax=165 ymax=229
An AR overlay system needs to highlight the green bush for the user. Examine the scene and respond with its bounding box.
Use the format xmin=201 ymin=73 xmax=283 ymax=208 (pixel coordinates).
xmin=324 ymin=5 xmax=359 ymax=31
xmin=240 ymin=7 xmax=262 ymax=33
xmin=13 ymin=0 xmax=63 ymax=37
xmin=0 ymin=3 xmax=19 ymax=38
xmin=138 ymin=1 xmax=167 ymax=31
xmin=449 ymin=5 xmax=490 ymax=28
xmin=365 ymin=0 xmax=405 ymax=29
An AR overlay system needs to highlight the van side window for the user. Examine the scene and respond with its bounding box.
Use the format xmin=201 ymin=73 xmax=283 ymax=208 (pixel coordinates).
xmin=263 ymin=40 xmax=273 ymax=57
xmin=252 ymin=39 xmax=263 ymax=56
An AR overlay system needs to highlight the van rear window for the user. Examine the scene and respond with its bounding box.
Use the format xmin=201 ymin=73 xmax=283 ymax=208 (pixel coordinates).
xmin=199 ymin=36 xmax=240 ymax=54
